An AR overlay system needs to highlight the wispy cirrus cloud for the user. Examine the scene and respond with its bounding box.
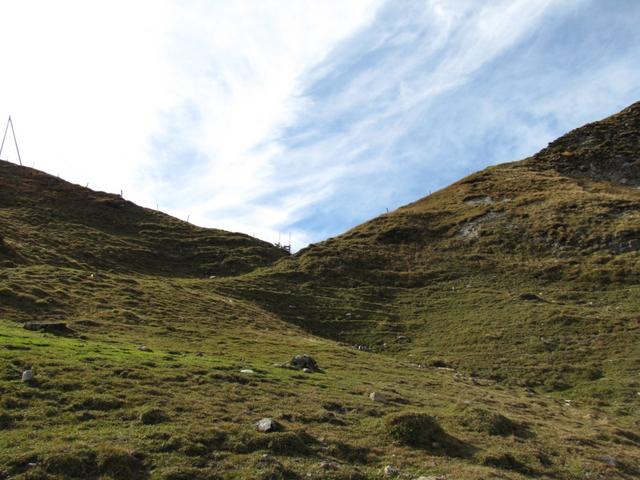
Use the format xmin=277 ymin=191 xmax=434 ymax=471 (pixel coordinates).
xmin=1 ymin=1 xmax=639 ymax=250
xmin=246 ymin=0 xmax=640 ymax=247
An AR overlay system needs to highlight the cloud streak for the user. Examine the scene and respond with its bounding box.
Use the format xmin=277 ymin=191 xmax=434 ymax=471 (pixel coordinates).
xmin=1 ymin=1 xmax=639 ymax=251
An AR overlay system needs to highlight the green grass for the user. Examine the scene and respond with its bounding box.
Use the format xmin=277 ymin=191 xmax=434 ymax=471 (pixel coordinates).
xmin=2 ymin=318 xmax=639 ymax=479
xmin=1 ymin=103 xmax=640 ymax=478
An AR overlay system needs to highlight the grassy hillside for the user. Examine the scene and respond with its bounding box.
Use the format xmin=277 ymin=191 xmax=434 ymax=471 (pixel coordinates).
xmin=219 ymin=102 xmax=640 ymax=410
xmin=0 ymin=160 xmax=288 ymax=277
xmin=1 ymin=103 xmax=639 ymax=479
xmin=1 ymin=288 xmax=639 ymax=480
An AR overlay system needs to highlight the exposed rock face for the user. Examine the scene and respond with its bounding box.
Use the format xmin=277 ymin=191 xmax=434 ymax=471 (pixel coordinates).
xmin=533 ymin=101 xmax=640 ymax=185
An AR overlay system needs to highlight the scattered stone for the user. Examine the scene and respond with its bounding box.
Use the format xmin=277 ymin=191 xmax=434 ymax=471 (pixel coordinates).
xmin=290 ymin=354 xmax=319 ymax=372
xmin=23 ymin=321 xmax=74 ymax=336
xmin=138 ymin=345 xmax=152 ymax=352
xmin=255 ymin=418 xmax=281 ymax=433
xmin=21 ymin=369 xmax=33 ymax=383
xmin=256 ymin=453 xmax=277 ymax=467
xmin=415 ymin=476 xmax=445 ymax=480
xmin=240 ymin=369 xmax=255 ymax=374
xmin=302 ymin=368 xmax=312 ymax=373
xmin=369 ymin=392 xmax=389 ymax=404
xmin=599 ymin=455 xmax=619 ymax=467
xmin=320 ymin=461 xmax=339 ymax=471
xmin=140 ymin=408 xmax=169 ymax=425
xmin=384 ymin=465 xmax=401 ymax=477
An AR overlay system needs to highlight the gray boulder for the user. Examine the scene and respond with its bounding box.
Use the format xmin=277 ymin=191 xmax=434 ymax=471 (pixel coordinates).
xmin=290 ymin=354 xmax=319 ymax=372
xmin=369 ymin=392 xmax=389 ymax=404
xmin=21 ymin=369 xmax=33 ymax=383
xmin=255 ymin=417 xmax=281 ymax=433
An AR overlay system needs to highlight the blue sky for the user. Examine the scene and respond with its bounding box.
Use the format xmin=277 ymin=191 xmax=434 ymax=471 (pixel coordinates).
xmin=1 ymin=0 xmax=639 ymax=249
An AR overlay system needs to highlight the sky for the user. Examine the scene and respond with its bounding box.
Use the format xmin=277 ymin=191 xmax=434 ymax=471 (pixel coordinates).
xmin=1 ymin=0 xmax=639 ymax=250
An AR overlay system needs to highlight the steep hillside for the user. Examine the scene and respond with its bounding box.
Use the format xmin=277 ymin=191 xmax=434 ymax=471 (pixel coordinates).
xmin=0 ymin=160 xmax=288 ymax=277
xmin=220 ymin=102 xmax=640 ymax=409
xmin=1 ymin=103 xmax=639 ymax=480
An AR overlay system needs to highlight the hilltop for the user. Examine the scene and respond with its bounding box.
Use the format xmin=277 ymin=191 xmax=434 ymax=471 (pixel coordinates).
xmin=1 ymin=103 xmax=639 ymax=479
xmin=0 ymin=160 xmax=287 ymax=278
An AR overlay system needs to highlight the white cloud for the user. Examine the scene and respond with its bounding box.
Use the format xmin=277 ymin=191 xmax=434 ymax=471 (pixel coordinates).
xmin=0 ymin=0 xmax=380 ymax=247
xmin=1 ymin=0 xmax=638 ymax=252
xmin=0 ymin=1 xmax=174 ymax=191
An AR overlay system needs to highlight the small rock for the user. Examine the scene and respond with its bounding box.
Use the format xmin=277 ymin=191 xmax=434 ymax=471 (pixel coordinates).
xmin=290 ymin=354 xmax=319 ymax=372
xmin=600 ymin=455 xmax=619 ymax=466
xmin=320 ymin=461 xmax=339 ymax=471
xmin=415 ymin=476 xmax=445 ymax=480
xmin=240 ymin=369 xmax=255 ymax=374
xmin=302 ymin=368 xmax=312 ymax=373
xmin=255 ymin=417 xmax=281 ymax=432
xmin=137 ymin=345 xmax=152 ymax=352
xmin=21 ymin=369 xmax=33 ymax=383
xmin=369 ymin=392 xmax=389 ymax=404
xmin=384 ymin=465 xmax=401 ymax=477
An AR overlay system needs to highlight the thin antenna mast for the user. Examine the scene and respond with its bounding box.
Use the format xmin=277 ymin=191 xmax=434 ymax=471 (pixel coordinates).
xmin=0 ymin=116 xmax=23 ymax=166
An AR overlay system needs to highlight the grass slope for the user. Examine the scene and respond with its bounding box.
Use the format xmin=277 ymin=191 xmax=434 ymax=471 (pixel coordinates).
xmin=219 ymin=102 xmax=640 ymax=410
xmin=0 ymin=160 xmax=288 ymax=277
xmin=1 ymin=102 xmax=639 ymax=479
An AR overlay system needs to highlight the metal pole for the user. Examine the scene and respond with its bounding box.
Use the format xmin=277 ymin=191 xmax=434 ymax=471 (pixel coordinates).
xmin=9 ymin=117 xmax=23 ymax=166
xmin=0 ymin=116 xmax=23 ymax=166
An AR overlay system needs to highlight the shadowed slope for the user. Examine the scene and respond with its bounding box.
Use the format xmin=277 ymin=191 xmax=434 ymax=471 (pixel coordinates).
xmin=0 ymin=160 xmax=288 ymax=277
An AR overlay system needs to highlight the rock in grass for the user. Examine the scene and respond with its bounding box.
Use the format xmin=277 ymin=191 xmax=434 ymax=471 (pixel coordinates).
xmin=369 ymin=391 xmax=389 ymax=404
xmin=320 ymin=461 xmax=339 ymax=470
xmin=383 ymin=464 xmax=401 ymax=477
xmin=240 ymin=369 xmax=255 ymax=374
xmin=255 ymin=417 xmax=281 ymax=433
xmin=137 ymin=345 xmax=152 ymax=352
xmin=290 ymin=354 xmax=319 ymax=372
xmin=21 ymin=369 xmax=33 ymax=383
xmin=140 ymin=408 xmax=169 ymax=425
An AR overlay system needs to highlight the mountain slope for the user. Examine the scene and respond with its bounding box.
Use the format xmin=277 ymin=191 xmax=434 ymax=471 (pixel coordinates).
xmin=219 ymin=102 xmax=640 ymax=409
xmin=1 ymin=103 xmax=639 ymax=480
xmin=0 ymin=160 xmax=288 ymax=277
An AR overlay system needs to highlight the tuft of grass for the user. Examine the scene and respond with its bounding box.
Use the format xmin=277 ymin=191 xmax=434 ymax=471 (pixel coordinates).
xmin=456 ymin=406 xmax=527 ymax=436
